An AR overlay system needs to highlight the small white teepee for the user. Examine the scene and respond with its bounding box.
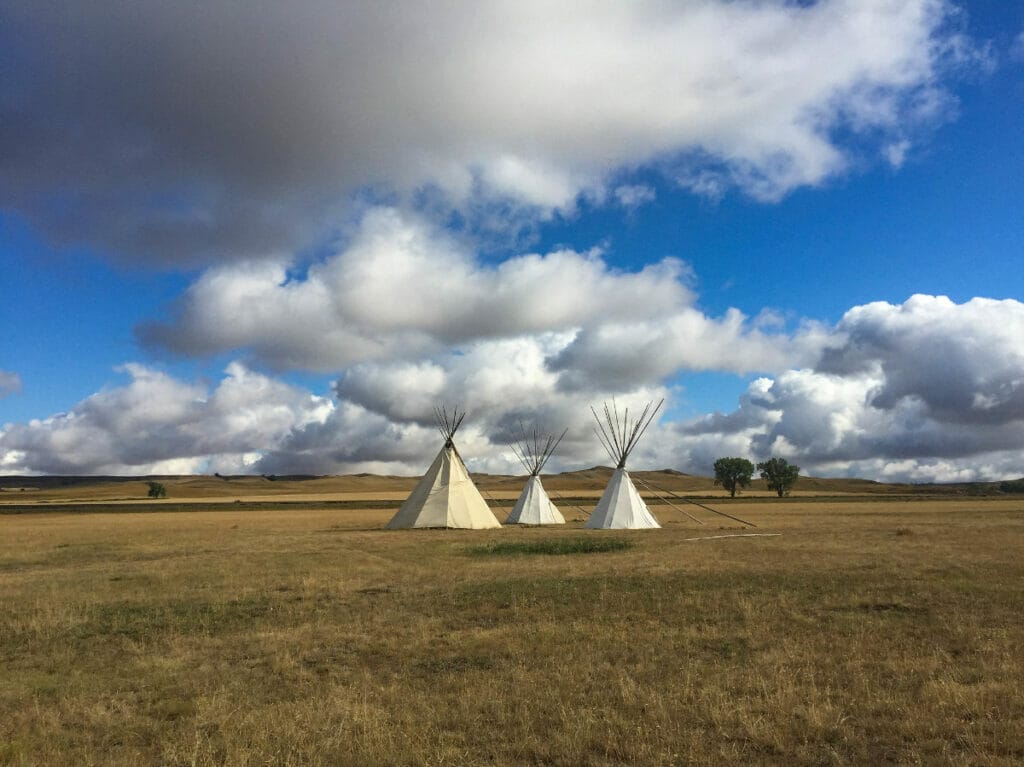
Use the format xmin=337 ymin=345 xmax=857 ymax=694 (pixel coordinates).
xmin=586 ymin=399 xmax=664 ymax=530
xmin=506 ymin=427 xmax=567 ymax=525
xmin=386 ymin=407 xmax=501 ymax=530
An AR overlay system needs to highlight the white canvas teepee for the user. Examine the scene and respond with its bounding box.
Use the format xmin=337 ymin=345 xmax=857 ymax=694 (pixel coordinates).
xmin=386 ymin=407 xmax=501 ymax=530
xmin=586 ymin=399 xmax=664 ymax=529
xmin=506 ymin=427 xmax=566 ymax=525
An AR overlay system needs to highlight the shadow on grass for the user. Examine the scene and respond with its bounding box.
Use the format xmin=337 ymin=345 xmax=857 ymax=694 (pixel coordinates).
xmin=72 ymin=596 xmax=274 ymax=642
xmin=466 ymin=538 xmax=632 ymax=557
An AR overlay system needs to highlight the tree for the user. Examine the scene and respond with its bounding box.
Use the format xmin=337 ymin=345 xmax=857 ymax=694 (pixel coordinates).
xmin=757 ymin=457 xmax=800 ymax=497
xmin=713 ymin=457 xmax=755 ymax=498
xmin=146 ymin=481 xmax=167 ymax=499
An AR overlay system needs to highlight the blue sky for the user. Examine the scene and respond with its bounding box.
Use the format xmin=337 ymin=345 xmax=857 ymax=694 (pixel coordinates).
xmin=1 ymin=1 xmax=1023 ymax=481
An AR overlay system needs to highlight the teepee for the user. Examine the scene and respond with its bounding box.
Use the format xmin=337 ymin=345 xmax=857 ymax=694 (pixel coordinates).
xmin=386 ymin=406 xmax=501 ymax=530
xmin=505 ymin=426 xmax=567 ymax=525
xmin=586 ymin=399 xmax=664 ymax=529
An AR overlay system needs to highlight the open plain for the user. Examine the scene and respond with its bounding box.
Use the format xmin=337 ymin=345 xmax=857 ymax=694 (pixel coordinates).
xmin=2 ymin=474 xmax=1023 ymax=765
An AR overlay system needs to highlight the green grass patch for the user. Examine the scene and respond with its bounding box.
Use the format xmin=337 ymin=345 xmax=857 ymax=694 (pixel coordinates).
xmin=414 ymin=654 xmax=497 ymax=675
xmin=72 ymin=596 xmax=274 ymax=642
xmin=467 ymin=537 xmax=632 ymax=557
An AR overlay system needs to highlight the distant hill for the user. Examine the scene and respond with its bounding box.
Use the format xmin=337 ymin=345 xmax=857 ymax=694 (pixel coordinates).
xmin=4 ymin=470 xmax=1022 ymax=503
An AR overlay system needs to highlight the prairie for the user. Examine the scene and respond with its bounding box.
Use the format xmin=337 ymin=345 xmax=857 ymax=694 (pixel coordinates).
xmin=1 ymin=480 xmax=1023 ymax=765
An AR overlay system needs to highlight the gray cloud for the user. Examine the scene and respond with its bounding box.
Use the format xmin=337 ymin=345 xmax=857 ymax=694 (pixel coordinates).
xmin=819 ymin=295 xmax=1024 ymax=425
xmin=0 ymin=370 xmax=22 ymax=399
xmin=330 ymin=334 xmax=668 ymax=464
xmin=2 ymin=0 xmax=975 ymax=265
xmin=253 ymin=402 xmax=440 ymax=477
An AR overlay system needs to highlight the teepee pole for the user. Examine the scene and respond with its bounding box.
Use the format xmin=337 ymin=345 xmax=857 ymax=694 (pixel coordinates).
xmin=546 ymin=486 xmax=592 ymax=521
xmin=604 ymin=402 xmax=625 ymax=461
xmin=637 ymin=477 xmax=758 ymax=528
xmin=540 ymin=429 xmax=567 ymax=470
xmin=508 ymin=441 xmax=532 ymax=475
xmin=590 ymin=406 xmax=620 ymax=465
xmin=623 ymin=399 xmax=663 ymax=461
xmin=511 ymin=425 xmax=568 ymax=477
xmin=633 ymin=475 xmax=705 ymax=525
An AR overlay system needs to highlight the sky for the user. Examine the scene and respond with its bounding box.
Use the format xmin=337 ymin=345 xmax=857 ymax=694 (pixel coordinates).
xmin=1 ymin=0 xmax=1023 ymax=482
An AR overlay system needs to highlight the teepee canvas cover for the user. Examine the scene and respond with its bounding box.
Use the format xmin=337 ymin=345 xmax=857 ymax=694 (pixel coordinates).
xmin=586 ymin=466 xmax=658 ymax=529
xmin=507 ymin=475 xmax=563 ymax=525
xmin=386 ymin=407 xmax=500 ymax=530
xmin=506 ymin=427 xmax=566 ymax=525
xmin=585 ymin=400 xmax=664 ymax=530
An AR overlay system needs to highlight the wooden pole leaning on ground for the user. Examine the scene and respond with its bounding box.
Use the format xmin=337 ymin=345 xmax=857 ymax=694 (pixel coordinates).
xmin=633 ymin=476 xmax=758 ymax=528
xmin=466 ymin=465 xmax=526 ymax=516
xmin=631 ymin=475 xmax=705 ymax=525
xmin=544 ymin=486 xmax=592 ymax=522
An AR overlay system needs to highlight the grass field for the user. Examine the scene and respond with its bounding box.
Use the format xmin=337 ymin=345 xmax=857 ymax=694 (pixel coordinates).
xmin=2 ymin=491 xmax=1023 ymax=765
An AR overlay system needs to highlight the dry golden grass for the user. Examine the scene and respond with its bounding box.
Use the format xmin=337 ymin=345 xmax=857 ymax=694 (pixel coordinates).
xmin=2 ymin=496 xmax=1023 ymax=765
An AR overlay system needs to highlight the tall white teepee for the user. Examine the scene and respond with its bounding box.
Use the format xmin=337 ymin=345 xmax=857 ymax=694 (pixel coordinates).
xmin=386 ymin=406 xmax=501 ymax=530
xmin=506 ymin=427 xmax=567 ymax=525
xmin=586 ymin=399 xmax=664 ymax=529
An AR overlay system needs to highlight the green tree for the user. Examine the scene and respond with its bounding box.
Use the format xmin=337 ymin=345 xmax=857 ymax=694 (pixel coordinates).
xmin=757 ymin=457 xmax=800 ymax=497
xmin=713 ymin=457 xmax=755 ymax=498
xmin=146 ymin=481 xmax=167 ymax=499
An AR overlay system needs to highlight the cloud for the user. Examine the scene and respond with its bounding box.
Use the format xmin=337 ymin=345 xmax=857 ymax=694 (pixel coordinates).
xmin=260 ymin=293 xmax=1024 ymax=481
xmin=266 ymin=339 xmax=673 ymax=475
xmin=0 ymin=370 xmax=22 ymax=399
xmin=252 ymin=402 xmax=441 ymax=477
xmin=551 ymin=311 xmax=831 ymax=391
xmin=0 ymin=347 xmax=670 ymax=476
xmin=614 ymin=185 xmax=657 ymax=209
xmin=8 ymin=294 xmax=1024 ymax=483
xmin=884 ymin=139 xmax=912 ymax=168
xmin=1 ymin=0 xmax=977 ymax=265
xmin=0 ymin=363 xmax=330 ymax=475
xmin=140 ymin=206 xmax=800 ymax=379
xmin=820 ymin=295 xmax=1024 ymax=424
xmin=1011 ymin=31 xmax=1024 ymax=61
xmin=675 ymin=295 xmax=1024 ymax=481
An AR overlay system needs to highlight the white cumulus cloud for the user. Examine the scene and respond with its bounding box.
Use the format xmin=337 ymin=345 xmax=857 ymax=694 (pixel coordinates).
xmin=140 ymin=206 xmax=799 ymax=380
xmin=7 ymin=295 xmax=1024 ymax=484
xmin=675 ymin=295 xmax=1024 ymax=482
xmin=0 ymin=363 xmax=330 ymax=475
